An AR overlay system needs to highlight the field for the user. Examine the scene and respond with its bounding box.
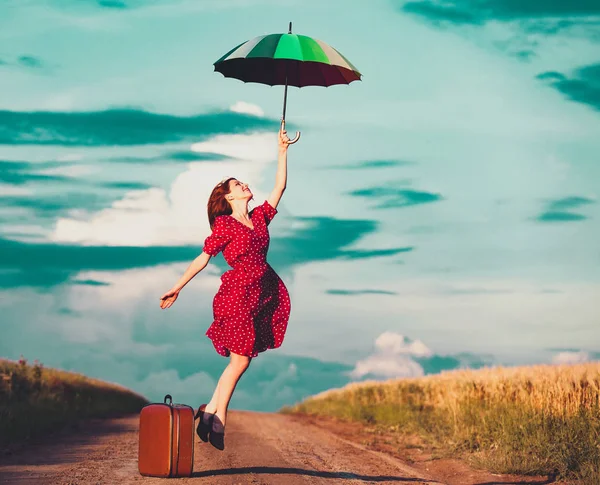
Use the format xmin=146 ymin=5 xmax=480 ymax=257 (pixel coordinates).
xmin=284 ymin=362 xmax=600 ymax=484
xmin=0 ymin=357 xmax=148 ymax=446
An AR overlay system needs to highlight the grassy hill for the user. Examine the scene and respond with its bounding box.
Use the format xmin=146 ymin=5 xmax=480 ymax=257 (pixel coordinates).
xmin=0 ymin=357 xmax=148 ymax=446
xmin=284 ymin=362 xmax=600 ymax=485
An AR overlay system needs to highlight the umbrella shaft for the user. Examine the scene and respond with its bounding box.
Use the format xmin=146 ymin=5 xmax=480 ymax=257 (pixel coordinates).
xmin=282 ymin=21 xmax=292 ymax=122
xmin=282 ymin=80 xmax=288 ymax=121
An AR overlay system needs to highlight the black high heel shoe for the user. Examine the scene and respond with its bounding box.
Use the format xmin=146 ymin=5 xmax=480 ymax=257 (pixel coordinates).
xmin=209 ymin=415 xmax=225 ymax=451
xmin=194 ymin=404 xmax=213 ymax=443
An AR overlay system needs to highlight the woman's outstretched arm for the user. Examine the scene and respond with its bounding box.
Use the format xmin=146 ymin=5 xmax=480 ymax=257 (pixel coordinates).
xmin=159 ymin=251 xmax=211 ymax=309
xmin=268 ymin=125 xmax=291 ymax=210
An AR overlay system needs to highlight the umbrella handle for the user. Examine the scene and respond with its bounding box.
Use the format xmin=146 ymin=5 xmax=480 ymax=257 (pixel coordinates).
xmin=281 ymin=120 xmax=300 ymax=145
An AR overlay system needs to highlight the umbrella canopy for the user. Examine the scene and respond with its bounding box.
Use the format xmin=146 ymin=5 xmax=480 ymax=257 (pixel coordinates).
xmin=213 ymin=23 xmax=361 ymax=143
xmin=214 ymin=32 xmax=362 ymax=87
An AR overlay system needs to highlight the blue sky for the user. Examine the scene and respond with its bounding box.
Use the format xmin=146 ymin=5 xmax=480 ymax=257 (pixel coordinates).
xmin=1 ymin=0 xmax=599 ymax=411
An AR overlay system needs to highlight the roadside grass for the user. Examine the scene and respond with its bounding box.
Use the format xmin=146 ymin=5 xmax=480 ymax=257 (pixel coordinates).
xmin=0 ymin=357 xmax=148 ymax=446
xmin=282 ymin=362 xmax=600 ymax=484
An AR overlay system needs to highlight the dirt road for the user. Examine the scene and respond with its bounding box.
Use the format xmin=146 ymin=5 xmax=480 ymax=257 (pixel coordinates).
xmin=1 ymin=411 xmax=567 ymax=485
xmin=0 ymin=411 xmax=442 ymax=485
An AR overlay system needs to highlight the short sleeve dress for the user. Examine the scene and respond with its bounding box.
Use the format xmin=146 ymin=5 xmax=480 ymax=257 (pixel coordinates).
xmin=202 ymin=200 xmax=291 ymax=358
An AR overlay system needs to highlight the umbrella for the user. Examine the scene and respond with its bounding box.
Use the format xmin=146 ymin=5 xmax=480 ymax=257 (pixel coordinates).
xmin=213 ymin=22 xmax=362 ymax=144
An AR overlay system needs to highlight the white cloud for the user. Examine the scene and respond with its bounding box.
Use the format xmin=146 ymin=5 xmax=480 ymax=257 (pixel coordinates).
xmin=40 ymin=164 xmax=97 ymax=177
xmin=374 ymin=331 xmax=433 ymax=357
xmin=53 ymin=262 xmax=223 ymax=343
xmin=8 ymin=0 xmax=297 ymax=35
xmin=0 ymin=184 xmax=32 ymax=196
xmin=229 ymin=101 xmax=264 ymax=117
xmin=552 ymin=351 xmax=590 ymax=365
xmin=128 ymin=0 xmax=298 ymax=18
xmin=349 ymin=332 xmax=431 ymax=380
xmin=286 ymin=263 xmax=600 ymax=366
xmin=135 ymin=370 xmax=215 ymax=405
xmin=190 ymin=132 xmax=276 ymax=162
xmin=350 ymin=355 xmax=424 ymax=380
xmin=39 ymin=93 xmax=79 ymax=111
xmin=56 ymin=154 xmax=84 ymax=162
xmin=50 ymin=132 xmax=278 ymax=246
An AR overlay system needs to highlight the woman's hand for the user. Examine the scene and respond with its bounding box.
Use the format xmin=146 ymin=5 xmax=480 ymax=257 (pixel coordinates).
xmin=278 ymin=126 xmax=291 ymax=151
xmin=159 ymin=289 xmax=180 ymax=309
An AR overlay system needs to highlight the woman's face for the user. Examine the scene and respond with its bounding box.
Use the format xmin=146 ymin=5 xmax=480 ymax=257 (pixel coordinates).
xmin=227 ymin=179 xmax=253 ymax=203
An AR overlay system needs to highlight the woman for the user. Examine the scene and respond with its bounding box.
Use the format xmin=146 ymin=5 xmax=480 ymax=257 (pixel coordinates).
xmin=159 ymin=126 xmax=292 ymax=451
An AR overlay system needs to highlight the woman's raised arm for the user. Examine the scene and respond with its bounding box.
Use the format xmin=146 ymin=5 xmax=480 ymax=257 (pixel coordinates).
xmin=268 ymin=124 xmax=291 ymax=210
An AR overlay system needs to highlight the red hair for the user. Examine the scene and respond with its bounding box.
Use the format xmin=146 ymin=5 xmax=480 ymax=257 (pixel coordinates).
xmin=207 ymin=177 xmax=235 ymax=229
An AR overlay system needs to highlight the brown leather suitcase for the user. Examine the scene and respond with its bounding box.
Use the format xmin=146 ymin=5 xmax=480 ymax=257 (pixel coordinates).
xmin=138 ymin=394 xmax=195 ymax=477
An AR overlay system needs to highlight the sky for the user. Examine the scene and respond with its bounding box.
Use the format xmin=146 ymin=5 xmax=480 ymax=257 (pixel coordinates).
xmin=1 ymin=0 xmax=599 ymax=412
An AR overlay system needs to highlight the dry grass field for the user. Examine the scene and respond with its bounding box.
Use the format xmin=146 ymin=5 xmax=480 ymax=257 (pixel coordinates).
xmin=285 ymin=362 xmax=600 ymax=484
xmin=0 ymin=357 xmax=148 ymax=446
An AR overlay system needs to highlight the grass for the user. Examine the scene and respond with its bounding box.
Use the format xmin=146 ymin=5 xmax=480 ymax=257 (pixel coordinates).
xmin=0 ymin=356 xmax=149 ymax=446
xmin=282 ymin=362 xmax=600 ymax=484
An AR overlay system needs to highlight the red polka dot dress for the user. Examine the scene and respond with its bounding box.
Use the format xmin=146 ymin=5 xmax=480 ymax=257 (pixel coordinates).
xmin=202 ymin=200 xmax=291 ymax=358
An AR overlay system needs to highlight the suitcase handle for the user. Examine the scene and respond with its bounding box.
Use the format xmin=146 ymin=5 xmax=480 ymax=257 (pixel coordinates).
xmin=164 ymin=394 xmax=173 ymax=405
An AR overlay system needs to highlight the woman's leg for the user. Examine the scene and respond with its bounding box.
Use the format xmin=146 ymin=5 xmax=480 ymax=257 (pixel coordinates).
xmin=204 ymin=353 xmax=251 ymax=424
xmin=203 ymin=380 xmax=221 ymax=419
xmin=212 ymin=352 xmax=251 ymax=429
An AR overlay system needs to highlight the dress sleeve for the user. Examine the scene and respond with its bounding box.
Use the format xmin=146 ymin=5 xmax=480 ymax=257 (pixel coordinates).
xmin=202 ymin=216 xmax=231 ymax=256
xmin=259 ymin=200 xmax=278 ymax=226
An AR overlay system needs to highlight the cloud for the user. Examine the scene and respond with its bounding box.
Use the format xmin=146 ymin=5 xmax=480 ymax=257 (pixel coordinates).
xmin=266 ymin=218 xmax=413 ymax=275
xmin=0 ymin=192 xmax=117 ymax=220
xmin=230 ymin=101 xmax=265 ymax=117
xmin=535 ymin=195 xmax=595 ymax=223
xmin=135 ymin=370 xmax=216 ymax=404
xmin=435 ymin=284 xmax=515 ymax=295
xmin=418 ymin=352 xmax=494 ymax=374
xmin=107 ymin=150 xmax=227 ymax=165
xmin=547 ymin=348 xmax=600 ymax=365
xmin=402 ymin=1 xmax=482 ymax=25
xmin=18 ymin=55 xmax=44 ymax=69
xmin=40 ymin=132 xmax=410 ymax=273
xmin=97 ymin=0 xmax=127 ymax=8
xmin=0 ymin=109 xmax=279 ymax=146
xmin=349 ymin=331 xmax=494 ymax=380
xmin=46 ymin=132 xmax=278 ymax=246
xmin=513 ymin=49 xmax=536 ymax=61
xmin=537 ymin=212 xmax=587 ymax=222
xmin=0 ymin=159 xmax=155 ymax=221
xmin=103 ymin=181 xmax=151 ymax=190
xmin=0 ymin=214 xmax=413 ymax=289
xmin=375 ymin=332 xmax=433 ymax=356
xmin=327 ymin=159 xmax=413 ymax=170
xmin=0 ymin=130 xmax=410 ymax=289
xmin=3 ymin=203 xmax=415 ymax=288
xmin=350 ymin=332 xmax=432 ymax=379
xmin=536 ymin=64 xmax=600 ymax=112
xmin=400 ymin=0 xmax=600 ymax=26
xmin=0 ymin=159 xmax=152 ymax=190
xmin=0 ymin=237 xmax=201 ymax=288
xmin=10 ymin=0 xmax=298 ymax=35
xmin=348 ymin=185 xmax=443 ymax=209
xmin=0 ymin=56 xmax=47 ymax=69
xmin=551 ymin=350 xmax=591 ymax=365
xmin=71 ymin=278 xmax=110 ymax=286
xmin=0 ymin=261 xmax=355 ymax=411
xmin=537 ymin=72 xmax=567 ymax=82
xmin=399 ymin=0 xmax=600 ymax=60
xmin=326 ymin=289 xmax=397 ymax=296
xmin=231 ymin=354 xmax=354 ymax=411
xmin=121 ymin=353 xmax=354 ymax=412
xmin=0 ymin=160 xmax=72 ymax=185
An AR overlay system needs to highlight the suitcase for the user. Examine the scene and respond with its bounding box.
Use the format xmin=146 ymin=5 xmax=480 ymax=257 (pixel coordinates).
xmin=138 ymin=394 xmax=195 ymax=477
